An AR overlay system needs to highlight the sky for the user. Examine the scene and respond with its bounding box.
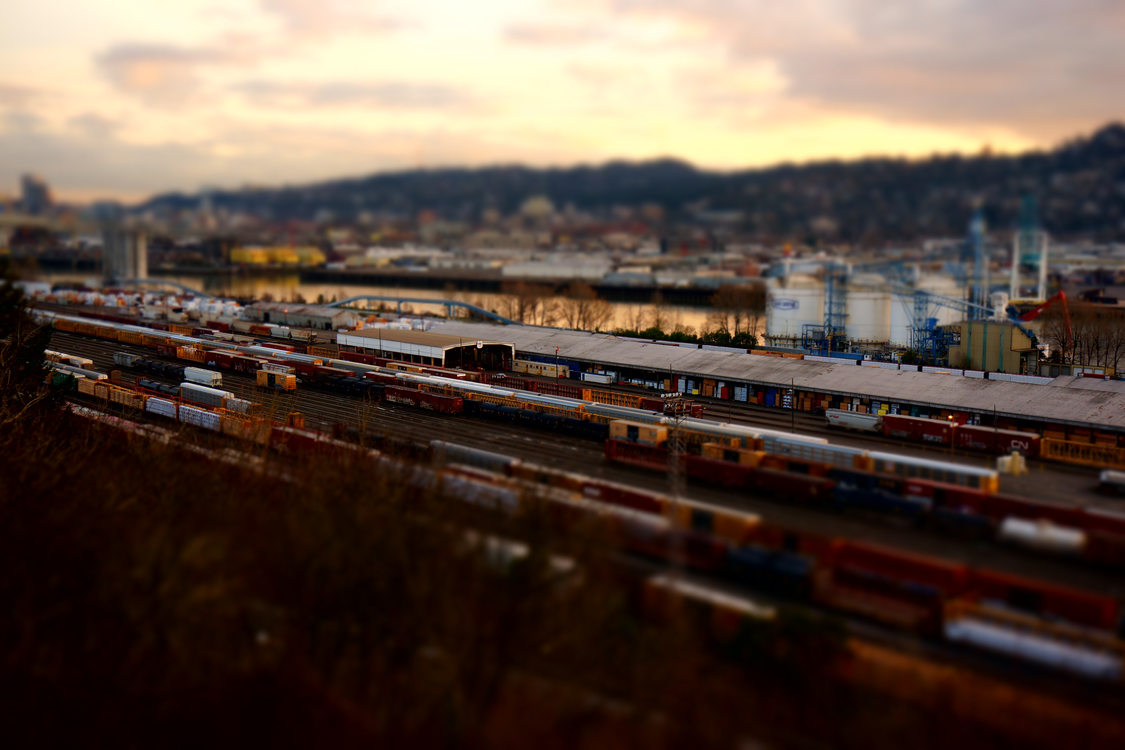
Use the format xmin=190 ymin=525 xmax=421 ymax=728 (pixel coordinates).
xmin=2 ymin=0 xmax=1123 ymax=202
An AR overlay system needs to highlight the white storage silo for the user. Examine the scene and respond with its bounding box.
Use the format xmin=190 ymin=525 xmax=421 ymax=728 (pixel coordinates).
xmin=845 ymin=273 xmax=890 ymax=343
xmin=766 ymin=275 xmax=824 ymax=342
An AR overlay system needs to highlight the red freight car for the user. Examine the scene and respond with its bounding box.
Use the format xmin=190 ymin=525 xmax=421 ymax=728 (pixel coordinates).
xmin=363 ymin=371 xmax=402 ymax=386
xmin=575 ymin=478 xmax=665 ymax=515
xmin=384 ymin=385 xmax=463 ymax=414
xmin=752 ymin=468 xmax=835 ymax=503
xmin=204 ymin=350 xmax=234 ymax=369
xmin=604 ymin=438 xmax=670 ymax=472
xmin=204 ymin=320 xmax=231 ymax=333
xmin=827 ymin=540 xmax=970 ymax=594
xmin=1084 ymin=507 xmax=1125 ymax=538
xmin=881 ymin=414 xmax=955 ymax=445
xmin=229 ymin=355 xmax=262 ymax=374
xmin=535 ymin=378 xmax=586 ymax=399
xmin=954 ymin=425 xmax=1041 ymax=457
xmin=340 ymin=350 xmax=382 ymax=366
xmin=965 ymin=568 xmax=1120 ymax=631
xmin=684 ymin=454 xmax=754 ymax=489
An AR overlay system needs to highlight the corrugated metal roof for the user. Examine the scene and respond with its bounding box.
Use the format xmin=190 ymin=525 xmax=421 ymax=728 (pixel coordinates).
xmin=345 ymin=328 xmax=513 ymax=350
xmin=430 ymin=321 xmax=1125 ymax=430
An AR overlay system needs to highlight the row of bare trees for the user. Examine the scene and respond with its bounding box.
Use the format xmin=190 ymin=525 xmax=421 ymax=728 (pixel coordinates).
xmin=496 ymin=281 xmax=614 ymax=331
xmin=1040 ymin=302 xmax=1125 ymax=371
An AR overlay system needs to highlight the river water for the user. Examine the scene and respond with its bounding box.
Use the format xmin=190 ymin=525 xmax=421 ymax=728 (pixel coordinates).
xmin=36 ymin=270 xmax=720 ymax=334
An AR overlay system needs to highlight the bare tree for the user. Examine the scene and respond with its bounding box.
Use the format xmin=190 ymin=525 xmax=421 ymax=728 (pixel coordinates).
xmin=709 ymin=284 xmax=766 ymax=337
xmin=557 ymin=282 xmax=613 ymax=331
xmin=1040 ymin=302 xmax=1125 ymax=371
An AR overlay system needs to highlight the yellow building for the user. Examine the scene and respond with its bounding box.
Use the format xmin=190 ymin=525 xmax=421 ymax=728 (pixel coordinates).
xmin=947 ymin=320 xmax=1040 ymax=374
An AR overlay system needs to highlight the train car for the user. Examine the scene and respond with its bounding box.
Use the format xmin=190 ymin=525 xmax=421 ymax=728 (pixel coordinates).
xmin=183 ymin=367 xmax=223 ymax=387
xmin=513 ymin=359 xmax=570 ymax=379
xmin=965 ymin=568 xmax=1121 ymax=632
xmin=825 ymin=408 xmax=880 ymax=432
xmin=955 ymin=425 xmax=1041 ymax=458
xmin=684 ymin=454 xmax=754 ymax=489
xmin=1099 ymin=470 xmax=1125 ymax=497
xmin=44 ymin=350 xmax=94 ymax=369
xmin=868 ymin=451 xmax=999 ymax=493
xmin=605 ymin=438 xmax=669 ymax=472
xmin=256 ymin=369 xmax=297 ymax=391
xmin=753 ymin=468 xmax=836 ymax=503
xmin=47 ymin=362 xmax=107 ymax=381
xmin=384 ymin=385 xmax=463 ymax=414
xmin=179 ymin=382 xmax=235 ymax=409
xmin=816 ymin=539 xmax=969 ymax=632
xmin=881 ymin=414 xmax=955 ymax=445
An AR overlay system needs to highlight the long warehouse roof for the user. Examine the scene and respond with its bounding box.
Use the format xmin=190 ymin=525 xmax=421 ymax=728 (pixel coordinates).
xmin=429 ymin=321 xmax=1125 ymax=430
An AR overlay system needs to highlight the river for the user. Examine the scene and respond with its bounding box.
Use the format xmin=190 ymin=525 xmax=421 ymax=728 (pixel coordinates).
xmin=35 ymin=270 xmax=721 ymax=334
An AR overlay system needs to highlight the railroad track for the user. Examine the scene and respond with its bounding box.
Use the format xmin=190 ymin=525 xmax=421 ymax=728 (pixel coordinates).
xmin=50 ymin=331 xmax=1125 ymax=596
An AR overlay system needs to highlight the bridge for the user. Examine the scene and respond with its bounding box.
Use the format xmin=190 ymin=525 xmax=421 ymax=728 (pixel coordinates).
xmin=327 ymin=295 xmax=519 ymax=325
xmin=117 ymin=278 xmax=214 ymax=297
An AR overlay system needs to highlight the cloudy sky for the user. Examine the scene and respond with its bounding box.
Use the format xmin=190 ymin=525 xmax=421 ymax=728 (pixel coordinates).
xmin=3 ymin=0 xmax=1123 ymax=202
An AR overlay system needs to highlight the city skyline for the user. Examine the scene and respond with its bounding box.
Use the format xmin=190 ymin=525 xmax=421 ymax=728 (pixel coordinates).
xmin=3 ymin=0 xmax=1124 ymax=202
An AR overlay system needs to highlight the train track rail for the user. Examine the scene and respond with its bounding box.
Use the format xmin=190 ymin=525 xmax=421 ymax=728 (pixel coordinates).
xmin=51 ymin=331 xmax=1125 ymax=596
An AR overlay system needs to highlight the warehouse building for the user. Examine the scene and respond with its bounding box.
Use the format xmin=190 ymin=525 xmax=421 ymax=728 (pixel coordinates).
xmin=337 ymin=328 xmax=515 ymax=370
xmin=428 ymin=320 xmax=1125 ymax=435
xmin=244 ymin=302 xmax=361 ymax=330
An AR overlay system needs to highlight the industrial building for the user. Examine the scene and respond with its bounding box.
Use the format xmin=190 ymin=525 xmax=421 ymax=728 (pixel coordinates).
xmin=947 ymin=321 xmax=1040 ymax=374
xmin=244 ymin=302 xmax=361 ymax=331
xmin=426 ymin=320 xmax=1125 ymax=434
xmin=337 ymin=329 xmax=514 ymax=370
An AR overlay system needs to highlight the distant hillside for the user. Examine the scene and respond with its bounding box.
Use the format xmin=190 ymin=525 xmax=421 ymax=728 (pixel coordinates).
xmin=138 ymin=123 xmax=1125 ymax=243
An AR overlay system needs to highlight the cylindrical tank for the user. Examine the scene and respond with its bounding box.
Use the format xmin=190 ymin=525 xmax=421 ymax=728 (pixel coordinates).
xmin=889 ymin=274 xmax=962 ymax=346
xmin=846 ymin=273 xmax=889 ymax=343
xmin=766 ymin=275 xmax=824 ymax=341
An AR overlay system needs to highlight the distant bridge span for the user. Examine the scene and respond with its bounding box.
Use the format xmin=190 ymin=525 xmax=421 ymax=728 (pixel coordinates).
xmin=328 ymin=295 xmax=519 ymax=325
xmin=118 ymin=278 xmax=214 ymax=297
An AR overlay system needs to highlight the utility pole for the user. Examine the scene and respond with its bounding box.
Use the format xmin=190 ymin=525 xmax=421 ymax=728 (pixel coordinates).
xmin=790 ymin=377 xmax=796 ymax=433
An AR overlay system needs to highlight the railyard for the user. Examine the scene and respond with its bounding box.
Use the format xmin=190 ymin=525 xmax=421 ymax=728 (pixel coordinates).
xmin=49 ymin=329 xmax=1125 ymax=597
xmin=16 ymin=298 xmax=1125 ymax=748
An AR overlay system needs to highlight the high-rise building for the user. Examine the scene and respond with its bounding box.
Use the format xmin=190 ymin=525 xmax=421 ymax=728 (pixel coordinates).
xmin=20 ymin=174 xmax=52 ymax=215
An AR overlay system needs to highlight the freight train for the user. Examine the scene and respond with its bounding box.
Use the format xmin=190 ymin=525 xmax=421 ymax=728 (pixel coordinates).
xmin=827 ymin=408 xmax=1042 ymax=457
xmin=59 ymin=369 xmax=1125 ymax=681
xmin=428 ymin=441 xmax=1125 ymax=681
xmin=46 ymin=311 xmax=1005 ymax=493
xmin=604 ymin=421 xmax=1125 ymax=565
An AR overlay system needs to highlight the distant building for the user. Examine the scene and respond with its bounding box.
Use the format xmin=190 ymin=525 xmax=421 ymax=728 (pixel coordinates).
xmin=20 ymin=174 xmax=51 ymax=215
xmin=243 ymin=302 xmax=361 ymax=331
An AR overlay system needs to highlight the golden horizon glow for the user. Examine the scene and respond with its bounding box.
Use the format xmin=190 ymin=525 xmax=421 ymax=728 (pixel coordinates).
xmin=1 ymin=1 xmax=1120 ymax=202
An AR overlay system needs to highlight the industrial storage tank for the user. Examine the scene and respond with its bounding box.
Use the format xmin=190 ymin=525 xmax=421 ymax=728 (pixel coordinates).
xmin=846 ymin=273 xmax=890 ymax=343
xmin=889 ymin=274 xmax=963 ymax=346
xmin=766 ymin=275 xmax=824 ymax=343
